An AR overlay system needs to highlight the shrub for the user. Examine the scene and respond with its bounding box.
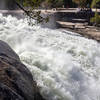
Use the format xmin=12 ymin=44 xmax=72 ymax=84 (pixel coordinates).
xmin=90 ymin=12 xmax=100 ymax=26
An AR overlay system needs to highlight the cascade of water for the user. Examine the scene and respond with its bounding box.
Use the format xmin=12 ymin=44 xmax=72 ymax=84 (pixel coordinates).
xmin=0 ymin=14 xmax=100 ymax=100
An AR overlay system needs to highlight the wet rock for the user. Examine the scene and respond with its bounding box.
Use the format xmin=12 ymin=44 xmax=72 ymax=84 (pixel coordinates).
xmin=0 ymin=40 xmax=19 ymax=60
xmin=0 ymin=40 xmax=45 ymax=100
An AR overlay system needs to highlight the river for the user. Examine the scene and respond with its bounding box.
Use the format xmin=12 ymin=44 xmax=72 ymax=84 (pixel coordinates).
xmin=0 ymin=13 xmax=100 ymax=100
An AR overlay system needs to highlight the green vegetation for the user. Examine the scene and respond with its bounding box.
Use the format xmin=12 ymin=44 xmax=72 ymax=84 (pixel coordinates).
xmin=15 ymin=0 xmax=49 ymax=24
xmin=72 ymin=0 xmax=100 ymax=26
xmin=15 ymin=0 xmax=100 ymax=26
xmin=90 ymin=0 xmax=100 ymax=25
xmin=72 ymin=0 xmax=87 ymax=8
xmin=90 ymin=12 xmax=100 ymax=25
xmin=72 ymin=0 xmax=92 ymax=8
xmin=15 ymin=0 xmax=64 ymax=24
xmin=91 ymin=0 xmax=100 ymax=8
xmin=40 ymin=0 xmax=64 ymax=8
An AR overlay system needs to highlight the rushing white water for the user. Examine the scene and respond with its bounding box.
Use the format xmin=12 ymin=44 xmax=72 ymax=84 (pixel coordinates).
xmin=0 ymin=13 xmax=100 ymax=100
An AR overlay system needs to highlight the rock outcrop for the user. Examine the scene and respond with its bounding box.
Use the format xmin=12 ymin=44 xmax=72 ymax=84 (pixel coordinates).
xmin=0 ymin=40 xmax=45 ymax=100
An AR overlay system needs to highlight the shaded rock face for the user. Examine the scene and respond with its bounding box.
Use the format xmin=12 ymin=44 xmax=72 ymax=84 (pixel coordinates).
xmin=0 ymin=0 xmax=18 ymax=10
xmin=0 ymin=40 xmax=45 ymax=100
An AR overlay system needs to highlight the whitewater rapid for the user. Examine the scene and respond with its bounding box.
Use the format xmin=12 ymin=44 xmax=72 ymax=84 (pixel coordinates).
xmin=0 ymin=13 xmax=100 ymax=100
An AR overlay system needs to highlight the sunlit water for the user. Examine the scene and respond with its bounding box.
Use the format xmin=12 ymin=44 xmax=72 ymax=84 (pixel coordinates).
xmin=0 ymin=13 xmax=100 ymax=100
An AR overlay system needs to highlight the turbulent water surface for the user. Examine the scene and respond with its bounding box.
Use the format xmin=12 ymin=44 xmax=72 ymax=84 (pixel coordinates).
xmin=0 ymin=13 xmax=100 ymax=100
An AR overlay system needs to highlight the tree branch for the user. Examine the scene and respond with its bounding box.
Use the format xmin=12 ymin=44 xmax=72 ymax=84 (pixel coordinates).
xmin=13 ymin=0 xmax=31 ymax=17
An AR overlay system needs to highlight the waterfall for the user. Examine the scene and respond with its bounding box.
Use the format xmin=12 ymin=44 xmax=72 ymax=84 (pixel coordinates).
xmin=0 ymin=13 xmax=100 ymax=100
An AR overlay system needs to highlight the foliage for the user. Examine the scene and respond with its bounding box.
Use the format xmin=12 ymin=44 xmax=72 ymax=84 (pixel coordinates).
xmin=55 ymin=0 xmax=64 ymax=7
xmin=91 ymin=0 xmax=100 ymax=8
xmin=15 ymin=0 xmax=64 ymax=24
xmin=40 ymin=0 xmax=64 ymax=8
xmin=90 ymin=0 xmax=100 ymax=26
xmin=15 ymin=0 xmax=49 ymax=24
xmin=90 ymin=12 xmax=100 ymax=25
xmin=72 ymin=0 xmax=87 ymax=8
xmin=72 ymin=0 xmax=92 ymax=8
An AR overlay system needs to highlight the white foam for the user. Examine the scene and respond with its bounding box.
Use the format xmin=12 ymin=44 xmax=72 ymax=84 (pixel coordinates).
xmin=0 ymin=14 xmax=100 ymax=100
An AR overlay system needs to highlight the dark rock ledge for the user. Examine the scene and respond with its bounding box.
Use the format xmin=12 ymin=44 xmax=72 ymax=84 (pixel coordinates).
xmin=0 ymin=40 xmax=45 ymax=100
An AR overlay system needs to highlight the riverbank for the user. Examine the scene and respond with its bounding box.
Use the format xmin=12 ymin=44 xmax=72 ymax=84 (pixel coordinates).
xmin=57 ymin=21 xmax=100 ymax=42
xmin=0 ymin=9 xmax=100 ymax=41
xmin=42 ymin=8 xmax=100 ymax=42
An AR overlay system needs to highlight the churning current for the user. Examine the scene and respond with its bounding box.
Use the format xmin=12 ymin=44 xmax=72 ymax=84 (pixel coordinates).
xmin=0 ymin=13 xmax=100 ymax=100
